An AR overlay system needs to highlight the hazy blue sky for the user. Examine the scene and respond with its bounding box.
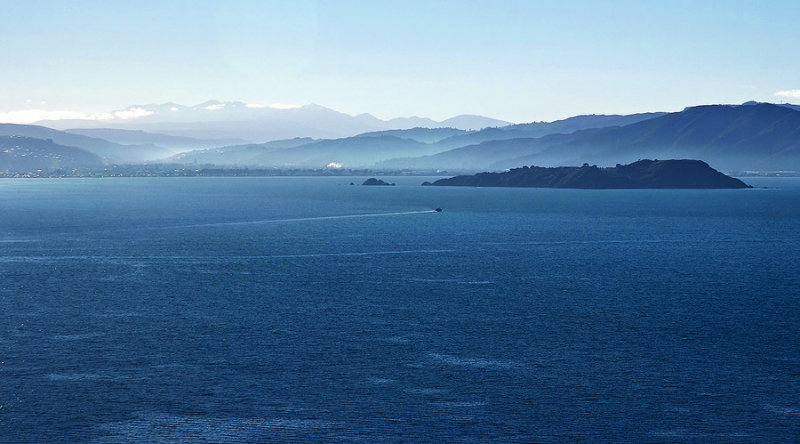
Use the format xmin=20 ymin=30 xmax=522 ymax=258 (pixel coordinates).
xmin=2 ymin=0 xmax=799 ymax=122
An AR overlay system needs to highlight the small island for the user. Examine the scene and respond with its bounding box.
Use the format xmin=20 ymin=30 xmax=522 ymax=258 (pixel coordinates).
xmin=423 ymin=159 xmax=750 ymax=189
xmin=362 ymin=178 xmax=395 ymax=186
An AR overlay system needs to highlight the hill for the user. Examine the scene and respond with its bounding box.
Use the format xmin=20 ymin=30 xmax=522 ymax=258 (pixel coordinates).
xmin=166 ymin=138 xmax=316 ymax=165
xmin=354 ymin=127 xmax=467 ymax=143
xmin=432 ymin=112 xmax=666 ymax=150
xmin=504 ymin=103 xmax=800 ymax=171
xmin=65 ymin=128 xmax=246 ymax=151
xmin=0 ymin=136 xmax=103 ymax=172
xmin=0 ymin=124 xmax=170 ymax=163
xmin=167 ymin=135 xmax=432 ymax=168
xmin=438 ymin=114 xmax=512 ymax=130
xmin=249 ymin=135 xmax=432 ymax=168
xmin=385 ymin=104 xmax=800 ymax=172
xmin=425 ymin=159 xmax=750 ymax=189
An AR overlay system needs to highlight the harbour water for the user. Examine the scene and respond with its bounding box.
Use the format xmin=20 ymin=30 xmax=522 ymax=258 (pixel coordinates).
xmin=1 ymin=176 xmax=798 ymax=442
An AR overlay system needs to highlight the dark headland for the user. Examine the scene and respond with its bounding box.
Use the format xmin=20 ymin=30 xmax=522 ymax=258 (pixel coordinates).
xmin=422 ymin=159 xmax=750 ymax=189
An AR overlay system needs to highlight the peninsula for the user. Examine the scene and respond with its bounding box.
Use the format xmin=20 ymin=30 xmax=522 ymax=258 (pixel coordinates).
xmin=422 ymin=159 xmax=750 ymax=189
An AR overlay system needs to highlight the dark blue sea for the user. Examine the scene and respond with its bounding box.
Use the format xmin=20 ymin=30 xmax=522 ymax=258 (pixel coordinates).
xmin=1 ymin=176 xmax=798 ymax=442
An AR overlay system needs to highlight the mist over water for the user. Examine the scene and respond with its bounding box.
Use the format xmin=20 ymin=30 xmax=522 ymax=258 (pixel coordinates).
xmin=1 ymin=177 xmax=799 ymax=442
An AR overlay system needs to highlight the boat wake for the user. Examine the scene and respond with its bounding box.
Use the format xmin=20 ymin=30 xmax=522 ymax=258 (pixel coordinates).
xmin=174 ymin=210 xmax=440 ymax=229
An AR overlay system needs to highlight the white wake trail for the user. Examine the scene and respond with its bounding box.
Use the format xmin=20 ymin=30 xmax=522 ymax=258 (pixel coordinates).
xmin=173 ymin=210 xmax=439 ymax=229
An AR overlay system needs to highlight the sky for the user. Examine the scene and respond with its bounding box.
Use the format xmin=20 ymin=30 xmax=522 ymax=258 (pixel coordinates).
xmin=1 ymin=0 xmax=799 ymax=123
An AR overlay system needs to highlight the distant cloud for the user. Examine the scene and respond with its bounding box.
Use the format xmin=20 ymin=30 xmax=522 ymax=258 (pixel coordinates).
xmin=205 ymin=103 xmax=226 ymax=110
xmin=774 ymin=89 xmax=800 ymax=99
xmin=113 ymin=107 xmax=154 ymax=120
xmin=170 ymin=106 xmax=179 ymax=112
xmin=0 ymin=109 xmax=114 ymax=124
xmin=245 ymin=103 xmax=265 ymax=109
xmin=269 ymin=103 xmax=300 ymax=110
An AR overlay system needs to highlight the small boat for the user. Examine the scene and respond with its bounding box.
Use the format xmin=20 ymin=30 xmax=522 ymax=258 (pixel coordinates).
xmin=434 ymin=208 xmax=442 ymax=212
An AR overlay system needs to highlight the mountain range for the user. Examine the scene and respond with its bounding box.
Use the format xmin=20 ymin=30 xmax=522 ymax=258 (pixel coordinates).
xmin=379 ymin=103 xmax=800 ymax=172
xmin=159 ymin=112 xmax=679 ymax=168
xmin=2 ymin=101 xmax=800 ymax=173
xmin=36 ymin=101 xmax=511 ymax=141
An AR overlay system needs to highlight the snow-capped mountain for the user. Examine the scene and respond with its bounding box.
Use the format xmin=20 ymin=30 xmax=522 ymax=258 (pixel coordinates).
xmin=34 ymin=101 xmax=512 ymax=142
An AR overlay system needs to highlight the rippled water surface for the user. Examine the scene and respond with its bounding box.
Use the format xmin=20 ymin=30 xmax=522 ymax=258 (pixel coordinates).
xmin=1 ymin=177 xmax=799 ymax=442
